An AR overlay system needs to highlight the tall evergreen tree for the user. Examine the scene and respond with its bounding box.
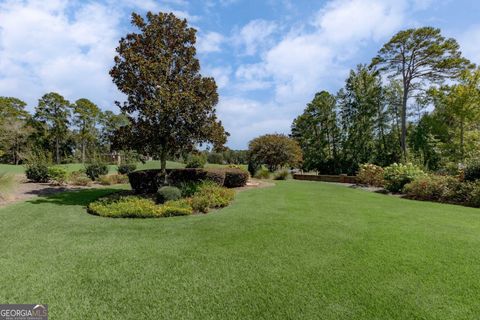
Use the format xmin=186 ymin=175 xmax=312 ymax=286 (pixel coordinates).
xmin=72 ymin=98 xmax=101 ymax=163
xmin=110 ymin=12 xmax=227 ymax=173
xmin=34 ymin=92 xmax=71 ymax=164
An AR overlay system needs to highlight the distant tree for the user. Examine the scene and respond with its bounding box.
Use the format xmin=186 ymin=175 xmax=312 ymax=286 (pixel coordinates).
xmin=428 ymin=69 xmax=480 ymax=161
xmin=248 ymin=134 xmax=302 ymax=172
xmin=72 ymin=98 xmax=101 ymax=163
xmin=0 ymin=97 xmax=29 ymax=121
xmin=110 ymin=12 xmax=227 ymax=173
xmin=292 ymin=91 xmax=340 ymax=173
xmin=372 ymin=27 xmax=471 ymax=159
xmin=337 ymin=65 xmax=382 ymax=174
xmin=34 ymin=92 xmax=71 ymax=164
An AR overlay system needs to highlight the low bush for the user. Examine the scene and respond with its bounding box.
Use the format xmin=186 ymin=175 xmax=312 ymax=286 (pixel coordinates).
xmin=223 ymin=168 xmax=249 ymax=188
xmin=85 ymin=163 xmax=109 ymax=181
xmin=118 ymin=163 xmax=137 ymax=175
xmin=273 ymin=169 xmax=289 ymax=180
xmin=98 ymin=174 xmax=129 ymax=185
xmin=48 ymin=167 xmax=68 ymax=185
xmin=185 ymin=154 xmax=206 ymax=168
xmin=161 ymin=199 xmax=193 ymax=217
xmin=88 ymin=195 xmax=163 ymax=218
xmin=383 ymin=163 xmax=425 ymax=193
xmin=440 ymin=179 xmax=473 ymax=204
xmin=156 ymin=186 xmax=182 ymax=203
xmin=247 ymin=160 xmax=260 ymax=177
xmin=190 ymin=182 xmax=235 ymax=213
xmin=403 ymin=175 xmax=457 ymax=202
xmin=357 ymin=164 xmax=385 ymax=187
xmin=25 ymin=163 xmax=49 ymax=183
xmin=69 ymin=171 xmax=92 ymax=186
xmin=464 ymin=159 xmax=480 ymax=181
xmin=254 ymin=168 xmax=270 ymax=179
xmin=179 ymin=181 xmax=201 ymax=197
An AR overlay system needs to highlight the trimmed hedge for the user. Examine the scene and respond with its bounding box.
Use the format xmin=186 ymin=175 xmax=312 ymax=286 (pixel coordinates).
xmin=224 ymin=168 xmax=249 ymax=188
xmin=157 ymin=186 xmax=182 ymax=203
xmin=128 ymin=168 xmax=247 ymax=194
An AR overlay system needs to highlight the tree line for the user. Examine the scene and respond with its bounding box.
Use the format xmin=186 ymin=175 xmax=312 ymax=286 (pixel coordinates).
xmin=0 ymin=93 xmax=128 ymax=165
xmin=292 ymin=27 xmax=479 ymax=175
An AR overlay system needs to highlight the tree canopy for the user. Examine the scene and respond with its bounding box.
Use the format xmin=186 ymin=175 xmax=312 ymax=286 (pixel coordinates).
xmin=110 ymin=12 xmax=228 ymax=172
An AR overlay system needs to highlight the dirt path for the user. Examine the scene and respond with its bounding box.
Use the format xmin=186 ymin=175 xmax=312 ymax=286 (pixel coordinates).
xmin=0 ymin=175 xmax=96 ymax=207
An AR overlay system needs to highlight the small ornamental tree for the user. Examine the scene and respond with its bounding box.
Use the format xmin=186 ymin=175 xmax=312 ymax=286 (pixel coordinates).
xmin=248 ymin=134 xmax=303 ymax=172
xmin=110 ymin=12 xmax=227 ymax=173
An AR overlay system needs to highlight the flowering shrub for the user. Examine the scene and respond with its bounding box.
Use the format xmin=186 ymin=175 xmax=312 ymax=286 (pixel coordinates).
xmin=357 ymin=164 xmax=385 ymax=187
xmin=403 ymin=175 xmax=457 ymax=201
xmin=383 ymin=163 xmax=425 ymax=193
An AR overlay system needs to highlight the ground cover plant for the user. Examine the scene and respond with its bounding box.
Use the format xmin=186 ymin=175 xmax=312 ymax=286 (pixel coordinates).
xmin=2 ymin=180 xmax=480 ymax=319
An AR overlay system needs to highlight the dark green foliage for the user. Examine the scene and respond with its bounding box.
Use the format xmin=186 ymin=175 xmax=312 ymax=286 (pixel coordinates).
xmin=185 ymin=154 xmax=206 ymax=168
xmin=247 ymin=159 xmax=260 ymax=177
xmin=168 ymin=168 xmax=225 ymax=186
xmin=156 ymin=186 xmax=182 ymax=204
xmin=223 ymin=168 xmax=249 ymax=188
xmin=85 ymin=163 xmax=109 ymax=181
xmin=179 ymin=181 xmax=201 ymax=197
xmin=118 ymin=163 xmax=137 ymax=175
xmin=128 ymin=169 xmax=165 ymax=194
xmin=25 ymin=163 xmax=49 ymax=182
xmin=464 ymin=159 xmax=480 ymax=181
xmin=110 ymin=12 xmax=227 ymax=172
xmin=207 ymin=152 xmax=224 ymax=164
xmin=248 ymin=134 xmax=302 ymax=172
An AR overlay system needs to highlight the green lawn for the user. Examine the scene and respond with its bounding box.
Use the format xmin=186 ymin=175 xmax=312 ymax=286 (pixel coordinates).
xmin=1 ymin=180 xmax=480 ymax=319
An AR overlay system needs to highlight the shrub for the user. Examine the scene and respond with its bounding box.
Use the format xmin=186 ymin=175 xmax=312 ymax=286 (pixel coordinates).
xmin=69 ymin=171 xmax=92 ymax=186
xmin=48 ymin=167 xmax=68 ymax=185
xmin=128 ymin=169 xmax=165 ymax=194
xmin=156 ymin=186 xmax=182 ymax=203
xmin=25 ymin=163 xmax=49 ymax=183
xmin=383 ymin=163 xmax=425 ymax=193
xmin=0 ymin=173 xmax=16 ymax=201
xmin=98 ymin=174 xmax=129 ymax=185
xmin=161 ymin=199 xmax=193 ymax=216
xmin=168 ymin=168 xmax=225 ymax=186
xmin=247 ymin=160 xmax=260 ymax=177
xmin=179 ymin=181 xmax=201 ymax=197
xmin=464 ymin=159 xmax=480 ymax=181
xmin=185 ymin=154 xmax=206 ymax=168
xmin=118 ymin=163 xmax=137 ymax=175
xmin=88 ymin=195 xmax=163 ymax=218
xmin=254 ymin=168 xmax=270 ymax=179
xmin=85 ymin=163 xmax=109 ymax=181
xmin=223 ymin=168 xmax=249 ymax=188
xmin=357 ymin=164 xmax=385 ymax=187
xmin=403 ymin=175 xmax=457 ymax=201
xmin=273 ymin=169 xmax=289 ymax=180
xmin=190 ymin=182 xmax=235 ymax=213
xmin=440 ymin=179 xmax=473 ymax=204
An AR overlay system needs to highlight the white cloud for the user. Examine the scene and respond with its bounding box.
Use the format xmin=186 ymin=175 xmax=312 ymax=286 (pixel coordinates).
xmin=0 ymin=0 xmax=123 ymax=109
xmin=203 ymin=66 xmax=232 ymax=89
xmin=235 ymin=19 xmax=277 ymax=55
xmin=197 ymin=31 xmax=224 ymax=53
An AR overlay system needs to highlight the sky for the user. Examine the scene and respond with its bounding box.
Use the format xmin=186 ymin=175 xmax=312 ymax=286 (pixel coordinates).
xmin=1 ymin=0 xmax=480 ymax=149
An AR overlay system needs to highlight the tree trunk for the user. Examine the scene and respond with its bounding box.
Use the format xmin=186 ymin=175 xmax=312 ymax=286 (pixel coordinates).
xmin=160 ymin=145 xmax=168 ymax=185
xmin=400 ymin=87 xmax=408 ymax=161
xmin=460 ymin=117 xmax=465 ymax=161
xmin=81 ymin=140 xmax=86 ymax=163
xmin=56 ymin=137 xmax=60 ymax=164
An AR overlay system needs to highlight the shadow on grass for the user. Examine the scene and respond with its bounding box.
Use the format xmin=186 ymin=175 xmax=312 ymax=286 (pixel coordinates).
xmin=27 ymin=188 xmax=120 ymax=206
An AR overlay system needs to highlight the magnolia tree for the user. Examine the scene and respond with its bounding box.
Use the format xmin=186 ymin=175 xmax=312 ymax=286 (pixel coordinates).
xmin=110 ymin=12 xmax=228 ymax=172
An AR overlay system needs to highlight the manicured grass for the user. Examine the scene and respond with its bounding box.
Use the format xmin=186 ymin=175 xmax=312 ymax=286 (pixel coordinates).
xmin=1 ymin=181 xmax=480 ymax=319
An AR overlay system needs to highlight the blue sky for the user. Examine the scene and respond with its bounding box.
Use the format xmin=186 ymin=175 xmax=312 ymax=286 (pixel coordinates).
xmin=1 ymin=0 xmax=480 ymax=149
